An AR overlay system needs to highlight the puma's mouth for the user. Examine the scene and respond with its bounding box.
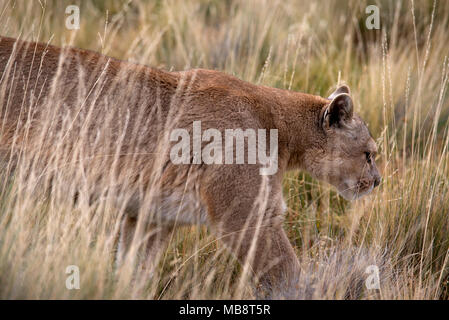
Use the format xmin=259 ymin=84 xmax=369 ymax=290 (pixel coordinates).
xmin=354 ymin=183 xmax=374 ymax=199
xmin=338 ymin=180 xmax=375 ymax=200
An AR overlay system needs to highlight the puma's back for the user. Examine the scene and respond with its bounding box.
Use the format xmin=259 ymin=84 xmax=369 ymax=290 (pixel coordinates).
xmin=0 ymin=36 xmax=178 ymax=150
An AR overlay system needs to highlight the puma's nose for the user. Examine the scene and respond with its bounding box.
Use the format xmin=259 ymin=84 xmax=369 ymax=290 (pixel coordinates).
xmin=373 ymin=175 xmax=381 ymax=188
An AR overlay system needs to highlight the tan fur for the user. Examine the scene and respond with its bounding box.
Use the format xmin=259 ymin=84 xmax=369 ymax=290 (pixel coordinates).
xmin=0 ymin=36 xmax=380 ymax=298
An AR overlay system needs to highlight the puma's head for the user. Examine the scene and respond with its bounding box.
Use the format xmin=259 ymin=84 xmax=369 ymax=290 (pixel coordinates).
xmin=305 ymin=85 xmax=381 ymax=200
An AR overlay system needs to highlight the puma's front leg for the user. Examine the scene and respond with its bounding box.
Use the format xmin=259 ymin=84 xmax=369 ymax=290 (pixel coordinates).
xmin=216 ymin=212 xmax=301 ymax=298
xmin=201 ymin=169 xmax=301 ymax=298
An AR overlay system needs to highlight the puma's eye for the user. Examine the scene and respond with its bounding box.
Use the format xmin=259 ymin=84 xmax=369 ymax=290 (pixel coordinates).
xmin=365 ymin=152 xmax=372 ymax=163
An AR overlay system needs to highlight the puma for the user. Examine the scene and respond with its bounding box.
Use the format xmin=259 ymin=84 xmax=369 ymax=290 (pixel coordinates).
xmin=0 ymin=36 xmax=380 ymax=298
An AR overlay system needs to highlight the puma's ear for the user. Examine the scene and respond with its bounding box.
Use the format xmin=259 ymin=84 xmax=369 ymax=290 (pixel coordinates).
xmin=321 ymin=93 xmax=353 ymax=129
xmin=328 ymin=85 xmax=350 ymax=100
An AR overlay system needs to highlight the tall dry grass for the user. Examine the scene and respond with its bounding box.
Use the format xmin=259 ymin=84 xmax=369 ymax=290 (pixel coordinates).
xmin=0 ymin=0 xmax=448 ymax=299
